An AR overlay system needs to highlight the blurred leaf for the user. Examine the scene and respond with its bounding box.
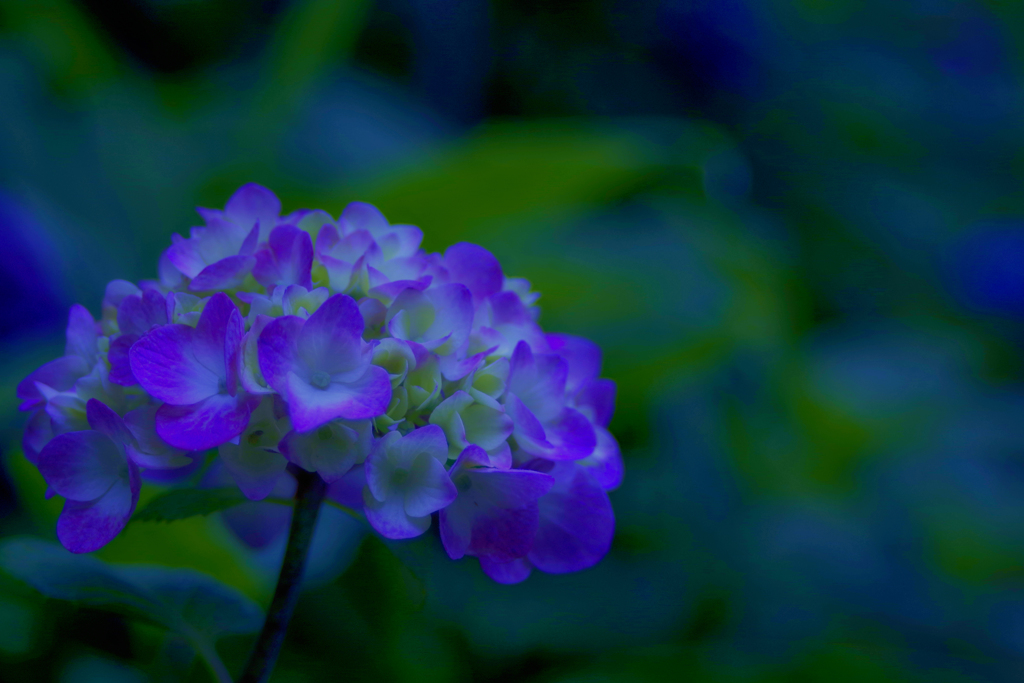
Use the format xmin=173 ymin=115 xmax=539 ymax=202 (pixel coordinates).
xmin=0 ymin=537 xmax=261 ymax=683
xmin=0 ymin=0 xmax=120 ymax=94
xmin=243 ymin=0 xmax=370 ymax=141
xmin=341 ymin=535 xmax=425 ymax=637
xmin=133 ymin=487 xmax=251 ymax=524
xmin=336 ymin=122 xmax=673 ymax=249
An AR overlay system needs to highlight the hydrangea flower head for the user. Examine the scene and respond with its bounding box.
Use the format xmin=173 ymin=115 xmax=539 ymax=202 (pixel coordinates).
xmin=19 ymin=184 xmax=623 ymax=582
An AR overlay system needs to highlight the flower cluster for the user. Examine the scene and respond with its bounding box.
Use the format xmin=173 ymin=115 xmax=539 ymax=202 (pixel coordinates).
xmin=17 ymin=185 xmax=622 ymax=583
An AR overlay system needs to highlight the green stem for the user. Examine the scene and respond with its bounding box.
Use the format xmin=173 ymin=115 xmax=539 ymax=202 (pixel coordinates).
xmin=236 ymin=469 xmax=326 ymax=683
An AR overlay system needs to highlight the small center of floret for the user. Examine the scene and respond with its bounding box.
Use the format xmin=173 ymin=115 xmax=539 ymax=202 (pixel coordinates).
xmin=310 ymin=370 xmax=331 ymax=389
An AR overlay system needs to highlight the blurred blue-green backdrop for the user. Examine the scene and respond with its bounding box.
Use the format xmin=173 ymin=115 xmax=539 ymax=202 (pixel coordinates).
xmin=2 ymin=0 xmax=1024 ymax=681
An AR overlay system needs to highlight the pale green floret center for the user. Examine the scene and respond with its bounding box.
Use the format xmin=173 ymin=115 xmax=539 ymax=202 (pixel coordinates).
xmin=392 ymin=468 xmax=409 ymax=487
xmin=310 ymin=370 xmax=331 ymax=389
xmin=317 ymin=425 xmax=333 ymax=441
xmin=455 ymin=474 xmax=472 ymax=493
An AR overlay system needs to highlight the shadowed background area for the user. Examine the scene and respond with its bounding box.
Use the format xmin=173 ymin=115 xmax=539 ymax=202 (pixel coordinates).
xmin=2 ymin=0 xmax=1024 ymax=681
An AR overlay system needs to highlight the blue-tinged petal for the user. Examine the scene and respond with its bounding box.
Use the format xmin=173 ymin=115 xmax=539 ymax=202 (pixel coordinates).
xmin=326 ymin=464 xmax=366 ymax=510
xmin=117 ymin=289 xmax=169 ymax=337
xmin=188 ymin=254 xmax=257 ymax=292
xmin=65 ymin=304 xmax=98 ymax=364
xmin=363 ymin=489 xmax=431 ymax=540
xmin=296 ymin=294 xmax=367 ymax=378
xmin=219 ymin=442 xmax=288 ymax=501
xmin=23 ymin=409 xmax=54 ymax=464
xmin=85 ymin=399 xmax=132 ymax=446
xmin=253 ymin=225 xmax=314 ymax=290
xmin=257 ymin=315 xmax=305 ymax=393
xmin=443 ymin=243 xmax=504 ymax=303
xmin=37 ymin=431 xmax=124 ymax=502
xmin=280 ymin=418 xmax=372 ymax=483
xmin=155 ymin=394 xmax=255 ymax=451
xmin=107 ymin=334 xmax=140 ymax=387
xmin=285 ymin=365 xmax=391 ymax=432
xmin=123 ymin=406 xmax=191 ymax=469
xmin=546 ymin=333 xmax=601 ymax=394
xmin=17 ymin=355 xmax=90 ymax=410
xmin=479 ymin=556 xmax=532 ymax=584
xmin=56 ymin=472 xmax=138 ymax=554
xmin=528 ymin=462 xmax=614 ymax=574
xmin=339 ymin=201 xmax=389 ymax=233
xmin=130 ymin=325 xmax=220 ymax=405
xmin=578 ymin=426 xmax=623 ymax=491
xmin=224 ymin=183 xmax=281 ymax=235
xmin=575 ymin=378 xmax=616 ymax=428
xmin=403 ymin=452 xmax=456 ymax=518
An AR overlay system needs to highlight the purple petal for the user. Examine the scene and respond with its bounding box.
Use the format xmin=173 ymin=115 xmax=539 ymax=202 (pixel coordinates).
xmin=488 ymin=292 xmax=550 ymax=355
xmin=37 ymin=431 xmax=124 ymax=501
xmin=103 ymin=280 xmax=142 ymax=312
xmin=285 ymin=365 xmax=391 ymax=432
xmin=364 ymin=489 xmax=431 ymax=539
xmin=467 ymin=503 xmax=539 ymax=562
xmin=443 ymin=243 xmax=504 ymax=303
xmin=390 ymin=424 xmax=448 ymax=464
xmin=130 ymin=325 xmax=219 ymax=405
xmin=424 ymin=284 xmax=473 ymax=353
xmin=505 ymin=393 xmax=553 ymax=455
xmin=367 ymin=278 xmax=429 ymax=302
xmin=224 ymin=183 xmax=281 ymax=234
xmin=326 ymin=465 xmax=366 ymax=509
xmin=540 ymin=408 xmax=597 ymax=461
xmin=438 ymin=504 xmax=472 ymax=559
xmin=340 ymin=201 xmax=389 ymax=233
xmin=253 ymin=225 xmax=314 ymax=290
xmin=403 ymin=453 xmax=457 ymax=517
xmin=17 ymin=355 xmax=89 ymax=410
xmin=257 ymin=315 xmax=305 ymax=392
xmin=440 ymin=451 xmax=553 ymax=561
xmin=465 ymin=466 xmax=555 ymax=509
xmin=279 ymin=419 xmax=371 ymax=483
xmin=166 ymin=233 xmax=206 ymax=279
xmin=222 ymin=498 xmax=292 ymax=549
xmin=479 ymin=556 xmax=532 ymax=584
xmin=188 ymin=254 xmax=256 ymax=292
xmin=224 ymin=308 xmax=244 ymax=397
xmin=240 ymin=315 xmax=275 ymax=395
xmin=107 ymin=334 xmax=140 ymax=386
xmin=65 ymin=304 xmax=97 ymax=362
xmin=376 ymin=225 xmax=422 ymax=259
xmin=155 ymin=394 xmax=255 ymax=451
xmin=508 ymin=341 xmax=567 ymax=422
xmin=219 ymin=442 xmax=288 ymax=501
xmin=239 ymin=223 xmax=260 ymax=256
xmin=575 ymin=378 xmax=615 ymax=428
xmin=85 ymin=399 xmax=132 ymax=446
xmin=158 ymin=250 xmax=185 ymax=289
xmin=57 ymin=472 xmax=138 ymax=554
xmin=23 ymin=409 xmax=54 ymax=464
xmin=528 ymin=462 xmax=614 ymax=574
xmin=123 ymin=406 xmax=191 ymax=469
xmin=296 ymin=294 xmax=365 ymax=376
xmin=118 ymin=289 xmax=169 ymax=337
xmin=546 ymin=333 xmax=601 ymax=394
xmin=438 ymin=349 xmax=490 ymax=382
xmin=194 ymin=292 xmax=239 ymax=381
xmin=579 ymin=426 xmax=623 ymax=491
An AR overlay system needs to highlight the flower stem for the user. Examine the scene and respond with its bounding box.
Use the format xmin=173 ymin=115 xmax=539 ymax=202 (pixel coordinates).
xmin=237 ymin=469 xmax=326 ymax=683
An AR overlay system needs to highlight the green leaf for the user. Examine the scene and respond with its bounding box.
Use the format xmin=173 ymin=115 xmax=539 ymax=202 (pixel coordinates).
xmin=133 ymin=487 xmax=252 ymax=523
xmin=0 ymin=538 xmax=262 ymax=683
